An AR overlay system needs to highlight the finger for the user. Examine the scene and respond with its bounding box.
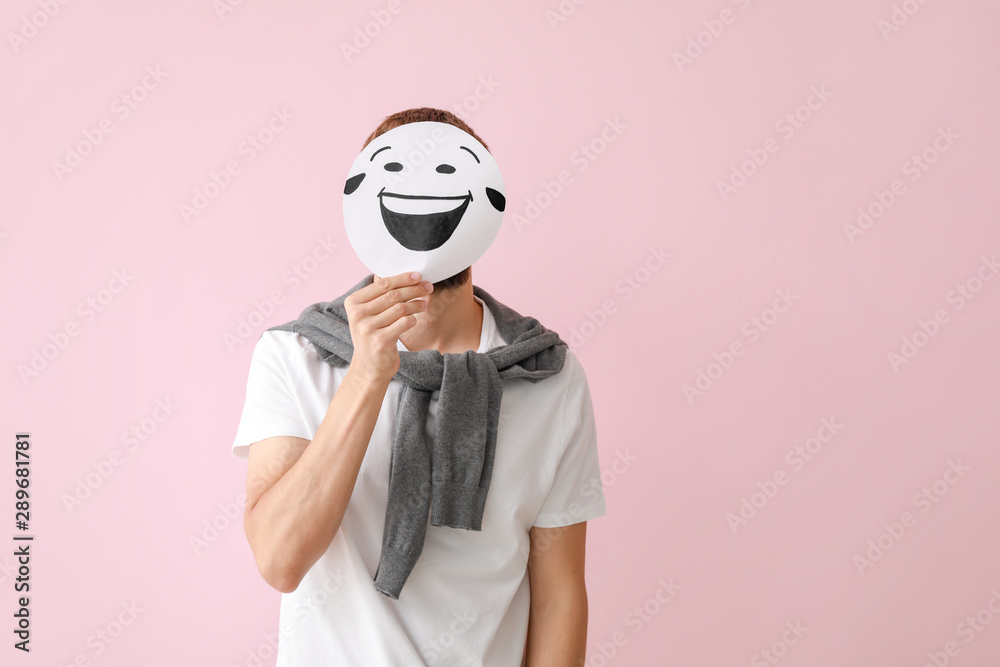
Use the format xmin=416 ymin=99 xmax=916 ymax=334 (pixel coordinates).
xmin=368 ymin=298 xmax=427 ymax=331
xmin=351 ymin=272 xmax=424 ymax=306
xmin=374 ymin=280 xmax=433 ymax=312
xmin=355 ymin=280 xmax=433 ymax=320
xmin=379 ymin=310 xmax=419 ymax=340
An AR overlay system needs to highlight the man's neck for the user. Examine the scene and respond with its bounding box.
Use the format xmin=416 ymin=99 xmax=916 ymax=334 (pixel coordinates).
xmin=396 ymin=278 xmax=484 ymax=354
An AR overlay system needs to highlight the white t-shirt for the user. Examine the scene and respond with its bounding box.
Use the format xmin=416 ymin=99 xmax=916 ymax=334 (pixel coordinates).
xmin=232 ymin=294 xmax=607 ymax=666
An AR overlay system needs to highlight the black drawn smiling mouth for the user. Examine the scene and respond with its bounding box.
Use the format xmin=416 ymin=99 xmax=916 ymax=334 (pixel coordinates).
xmin=377 ymin=188 xmax=472 ymax=251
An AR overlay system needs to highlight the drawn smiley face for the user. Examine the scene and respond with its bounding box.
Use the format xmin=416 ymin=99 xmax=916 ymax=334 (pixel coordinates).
xmin=342 ymin=121 xmax=506 ymax=284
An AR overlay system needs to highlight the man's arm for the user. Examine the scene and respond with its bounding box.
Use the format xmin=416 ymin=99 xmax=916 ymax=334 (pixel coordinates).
xmin=242 ymin=272 xmax=433 ymax=593
xmin=524 ymin=521 xmax=589 ymax=667
xmin=242 ymin=370 xmax=390 ymax=593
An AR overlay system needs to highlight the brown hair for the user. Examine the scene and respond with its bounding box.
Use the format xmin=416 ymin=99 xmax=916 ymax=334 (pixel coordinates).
xmin=362 ymin=107 xmax=486 ymax=290
xmin=361 ymin=107 xmax=490 ymax=152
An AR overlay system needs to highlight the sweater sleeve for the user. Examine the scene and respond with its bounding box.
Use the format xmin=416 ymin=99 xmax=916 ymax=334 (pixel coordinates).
xmin=531 ymin=353 xmax=608 ymax=528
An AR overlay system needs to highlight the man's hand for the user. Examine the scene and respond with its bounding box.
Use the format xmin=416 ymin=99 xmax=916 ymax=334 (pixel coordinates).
xmin=345 ymin=271 xmax=434 ymax=383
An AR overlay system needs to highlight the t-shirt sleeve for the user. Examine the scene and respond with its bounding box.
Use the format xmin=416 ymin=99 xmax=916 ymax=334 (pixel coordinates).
xmin=532 ymin=354 xmax=608 ymax=528
xmin=231 ymin=331 xmax=313 ymax=461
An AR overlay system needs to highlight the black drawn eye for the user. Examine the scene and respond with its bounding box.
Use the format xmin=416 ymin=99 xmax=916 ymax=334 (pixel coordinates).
xmin=486 ymin=187 xmax=505 ymax=212
xmin=436 ymin=164 xmax=456 ymax=174
xmin=344 ymin=173 xmax=365 ymax=195
xmin=384 ymin=162 xmax=403 ymax=172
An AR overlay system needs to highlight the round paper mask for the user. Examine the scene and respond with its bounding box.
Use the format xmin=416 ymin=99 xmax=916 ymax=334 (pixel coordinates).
xmin=343 ymin=121 xmax=506 ymax=284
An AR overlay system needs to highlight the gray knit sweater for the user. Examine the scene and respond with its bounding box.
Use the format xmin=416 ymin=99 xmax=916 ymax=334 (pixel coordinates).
xmin=267 ymin=273 xmax=567 ymax=599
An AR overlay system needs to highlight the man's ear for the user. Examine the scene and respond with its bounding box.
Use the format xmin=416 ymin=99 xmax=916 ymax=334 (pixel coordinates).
xmin=345 ymin=173 xmax=366 ymax=195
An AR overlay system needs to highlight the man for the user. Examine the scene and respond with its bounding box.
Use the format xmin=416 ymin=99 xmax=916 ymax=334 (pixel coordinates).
xmin=232 ymin=108 xmax=606 ymax=665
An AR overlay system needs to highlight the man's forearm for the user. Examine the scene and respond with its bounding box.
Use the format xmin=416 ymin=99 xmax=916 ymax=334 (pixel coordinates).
xmin=245 ymin=367 xmax=390 ymax=592
xmin=524 ymin=583 xmax=588 ymax=666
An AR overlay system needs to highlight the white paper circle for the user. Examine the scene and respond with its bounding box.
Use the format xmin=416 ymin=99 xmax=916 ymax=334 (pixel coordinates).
xmin=342 ymin=121 xmax=506 ymax=284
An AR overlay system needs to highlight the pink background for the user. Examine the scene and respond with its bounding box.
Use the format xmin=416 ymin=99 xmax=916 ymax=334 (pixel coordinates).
xmin=3 ymin=0 xmax=999 ymax=665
